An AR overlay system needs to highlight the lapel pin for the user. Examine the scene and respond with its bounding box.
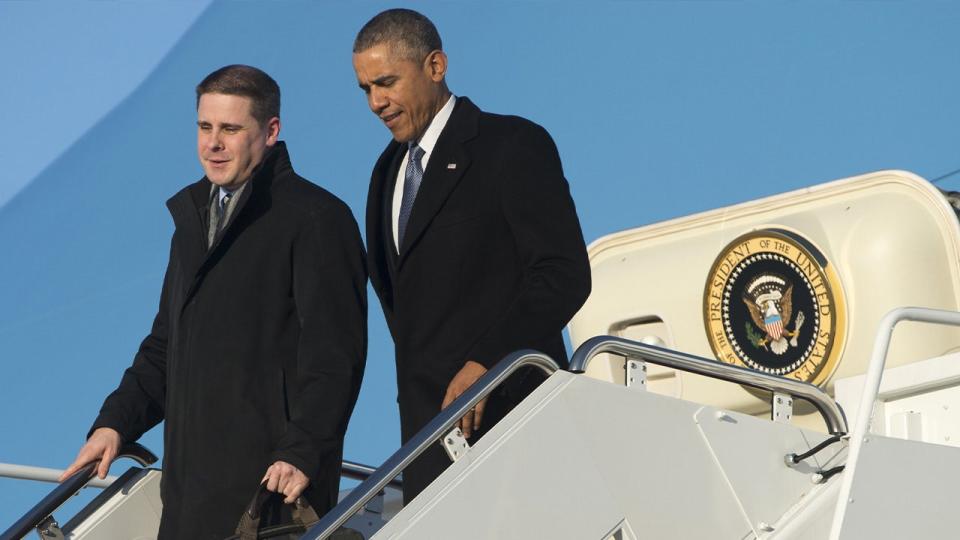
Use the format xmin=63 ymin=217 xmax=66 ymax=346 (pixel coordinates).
xmin=447 ymin=163 xmax=457 ymax=170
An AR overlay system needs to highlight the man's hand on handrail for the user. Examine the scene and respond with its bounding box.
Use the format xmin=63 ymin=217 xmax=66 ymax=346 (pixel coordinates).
xmin=441 ymin=360 xmax=488 ymax=438
xmin=59 ymin=427 xmax=122 ymax=481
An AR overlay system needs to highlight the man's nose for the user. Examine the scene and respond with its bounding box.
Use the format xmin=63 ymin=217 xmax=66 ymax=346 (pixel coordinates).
xmin=369 ymin=88 xmax=388 ymax=113
xmin=204 ymin=130 xmax=224 ymax=151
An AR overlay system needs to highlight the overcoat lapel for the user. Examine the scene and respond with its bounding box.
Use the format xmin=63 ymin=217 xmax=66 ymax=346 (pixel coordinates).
xmin=166 ymin=181 xmax=210 ymax=300
xmin=367 ymin=141 xmax=404 ymax=311
xmin=397 ymin=98 xmax=479 ymax=264
xmin=383 ymin=148 xmax=404 ymax=269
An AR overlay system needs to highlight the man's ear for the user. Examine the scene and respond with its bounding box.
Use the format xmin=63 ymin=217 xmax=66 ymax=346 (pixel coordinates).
xmin=265 ymin=117 xmax=281 ymax=146
xmin=424 ymin=50 xmax=448 ymax=82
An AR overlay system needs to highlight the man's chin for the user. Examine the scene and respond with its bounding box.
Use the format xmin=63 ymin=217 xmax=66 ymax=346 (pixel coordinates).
xmin=205 ymin=174 xmax=231 ymax=186
xmin=390 ymin=128 xmax=413 ymax=143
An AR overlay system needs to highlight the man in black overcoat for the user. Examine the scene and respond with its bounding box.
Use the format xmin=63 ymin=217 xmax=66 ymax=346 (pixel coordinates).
xmin=60 ymin=65 xmax=367 ymax=538
xmin=352 ymin=9 xmax=592 ymax=503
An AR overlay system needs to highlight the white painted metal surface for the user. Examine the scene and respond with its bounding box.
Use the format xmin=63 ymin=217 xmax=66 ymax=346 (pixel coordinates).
xmin=768 ymin=479 xmax=841 ymax=540
xmin=68 ymin=469 xmax=162 ymax=539
xmin=831 ymin=435 xmax=960 ymax=538
xmin=834 ymin=349 xmax=960 ymax=446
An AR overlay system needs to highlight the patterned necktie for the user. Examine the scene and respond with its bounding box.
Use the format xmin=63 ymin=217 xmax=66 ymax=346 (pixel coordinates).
xmin=217 ymin=191 xmax=232 ymax=232
xmin=398 ymin=143 xmax=425 ymax=247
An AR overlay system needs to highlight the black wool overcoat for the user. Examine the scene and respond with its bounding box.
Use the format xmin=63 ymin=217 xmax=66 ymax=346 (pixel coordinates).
xmin=366 ymin=97 xmax=591 ymax=502
xmin=91 ymin=143 xmax=367 ymax=539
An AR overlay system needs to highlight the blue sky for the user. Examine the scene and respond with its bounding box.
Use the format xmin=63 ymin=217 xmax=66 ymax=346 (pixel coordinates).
xmin=2 ymin=0 xmax=959 ymax=528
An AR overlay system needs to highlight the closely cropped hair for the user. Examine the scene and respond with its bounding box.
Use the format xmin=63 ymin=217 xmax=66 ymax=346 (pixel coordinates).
xmin=353 ymin=8 xmax=442 ymax=61
xmin=196 ymin=65 xmax=280 ymax=125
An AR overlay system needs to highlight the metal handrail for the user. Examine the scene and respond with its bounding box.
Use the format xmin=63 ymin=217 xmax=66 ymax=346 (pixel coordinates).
xmin=0 ymin=443 xmax=157 ymax=540
xmin=1 ymin=457 xmax=395 ymax=492
xmin=569 ymin=336 xmax=848 ymax=435
xmin=340 ymin=460 xmax=402 ymax=490
xmin=828 ymin=307 xmax=960 ymax=540
xmin=0 ymin=463 xmax=118 ymax=489
xmin=302 ymin=350 xmax=560 ymax=539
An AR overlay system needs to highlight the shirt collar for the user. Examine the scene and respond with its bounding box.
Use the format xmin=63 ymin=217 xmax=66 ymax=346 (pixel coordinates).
xmin=414 ymin=94 xmax=456 ymax=154
xmin=219 ymin=184 xmax=240 ymax=201
xmin=209 ymin=182 xmax=246 ymax=206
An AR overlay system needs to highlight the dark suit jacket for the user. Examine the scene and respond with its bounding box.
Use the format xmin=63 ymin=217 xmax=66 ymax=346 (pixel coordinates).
xmin=366 ymin=97 xmax=591 ymax=500
xmin=91 ymin=143 xmax=367 ymax=539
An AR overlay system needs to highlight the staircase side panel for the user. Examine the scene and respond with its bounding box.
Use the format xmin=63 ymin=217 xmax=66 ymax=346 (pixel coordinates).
xmin=374 ymin=373 xmax=756 ymax=539
xmin=837 ymin=435 xmax=960 ymax=538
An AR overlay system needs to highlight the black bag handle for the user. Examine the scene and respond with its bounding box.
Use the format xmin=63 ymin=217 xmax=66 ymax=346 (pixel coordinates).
xmin=229 ymin=483 xmax=321 ymax=540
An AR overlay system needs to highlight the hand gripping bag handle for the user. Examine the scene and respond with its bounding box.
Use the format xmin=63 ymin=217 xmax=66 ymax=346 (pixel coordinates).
xmin=226 ymin=483 xmax=321 ymax=540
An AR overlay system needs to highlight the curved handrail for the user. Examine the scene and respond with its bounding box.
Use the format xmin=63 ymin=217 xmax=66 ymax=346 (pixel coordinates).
xmin=0 ymin=443 xmax=158 ymax=540
xmin=302 ymin=350 xmax=560 ymax=540
xmin=828 ymin=307 xmax=960 ymax=539
xmin=570 ymin=336 xmax=848 ymax=435
xmin=117 ymin=443 xmax=158 ymax=467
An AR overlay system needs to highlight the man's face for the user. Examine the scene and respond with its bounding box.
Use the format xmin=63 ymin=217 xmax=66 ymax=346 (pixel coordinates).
xmin=197 ymin=93 xmax=279 ymax=188
xmin=353 ymin=43 xmax=447 ymax=143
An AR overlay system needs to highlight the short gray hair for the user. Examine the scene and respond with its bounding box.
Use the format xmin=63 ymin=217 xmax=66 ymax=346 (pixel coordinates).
xmin=353 ymin=8 xmax=442 ymax=61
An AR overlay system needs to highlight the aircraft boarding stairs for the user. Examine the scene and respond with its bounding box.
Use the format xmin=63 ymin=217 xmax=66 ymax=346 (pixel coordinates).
xmin=0 ymin=451 xmax=402 ymax=539
xmin=7 ymin=310 xmax=960 ymax=539
xmin=309 ymin=310 xmax=960 ymax=540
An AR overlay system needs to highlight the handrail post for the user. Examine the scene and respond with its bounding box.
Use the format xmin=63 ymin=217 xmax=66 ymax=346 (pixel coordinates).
xmin=302 ymin=350 xmax=559 ymax=540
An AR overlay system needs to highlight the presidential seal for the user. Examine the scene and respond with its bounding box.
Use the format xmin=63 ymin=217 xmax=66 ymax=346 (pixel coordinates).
xmin=703 ymin=230 xmax=846 ymax=386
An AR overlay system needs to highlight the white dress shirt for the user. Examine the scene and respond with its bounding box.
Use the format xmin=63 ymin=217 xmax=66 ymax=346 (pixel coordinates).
xmin=392 ymin=95 xmax=457 ymax=251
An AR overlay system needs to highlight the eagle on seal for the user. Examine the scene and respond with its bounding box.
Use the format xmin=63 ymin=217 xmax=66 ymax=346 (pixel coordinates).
xmin=742 ymin=274 xmax=805 ymax=355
